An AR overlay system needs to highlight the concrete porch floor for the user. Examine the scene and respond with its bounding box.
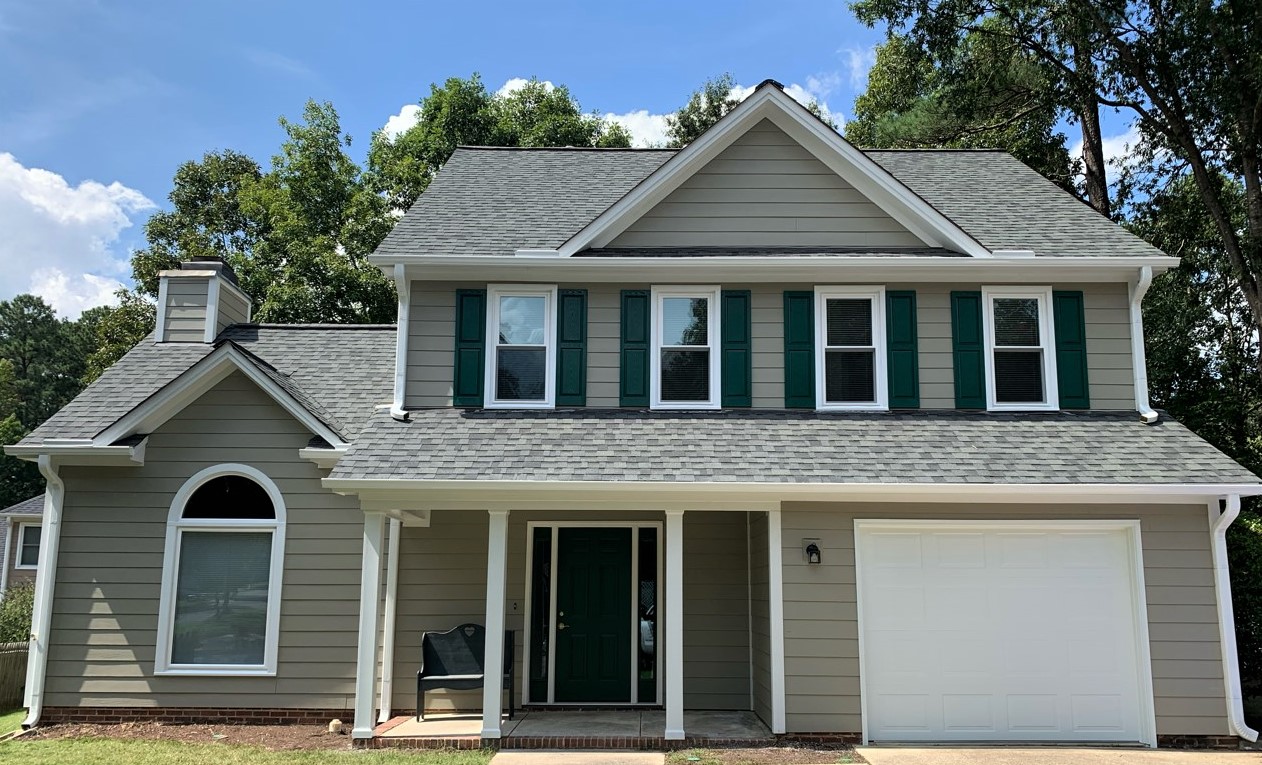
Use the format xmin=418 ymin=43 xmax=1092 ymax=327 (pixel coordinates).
xmin=376 ymin=709 xmax=771 ymax=740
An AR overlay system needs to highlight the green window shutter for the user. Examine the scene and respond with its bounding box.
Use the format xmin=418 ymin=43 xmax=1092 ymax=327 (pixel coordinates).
xmin=620 ymin=290 xmax=650 ymax=407
xmin=721 ymin=290 xmax=752 ymax=407
xmin=452 ymin=288 xmax=486 ymax=407
xmin=1053 ymin=290 xmax=1091 ymax=409
xmin=555 ymin=289 xmax=588 ymax=406
xmin=886 ymin=290 xmax=920 ymax=409
xmin=950 ymin=291 xmax=986 ymax=409
xmin=783 ymin=291 xmax=815 ymax=409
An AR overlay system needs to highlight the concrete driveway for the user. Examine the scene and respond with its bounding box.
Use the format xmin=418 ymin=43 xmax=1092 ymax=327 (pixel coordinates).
xmin=857 ymin=747 xmax=1262 ymax=765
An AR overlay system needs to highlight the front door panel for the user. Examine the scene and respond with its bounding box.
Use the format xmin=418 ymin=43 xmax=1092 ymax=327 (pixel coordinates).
xmin=554 ymin=527 xmax=632 ymax=702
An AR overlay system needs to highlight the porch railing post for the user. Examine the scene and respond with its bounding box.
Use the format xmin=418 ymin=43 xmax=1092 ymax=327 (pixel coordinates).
xmin=665 ymin=509 xmax=685 ymax=740
xmin=482 ymin=509 xmax=510 ymax=738
xmin=352 ymin=511 xmax=387 ymax=739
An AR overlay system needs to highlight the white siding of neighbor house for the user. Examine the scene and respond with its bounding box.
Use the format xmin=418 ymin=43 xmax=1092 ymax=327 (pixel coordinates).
xmin=45 ymin=372 xmax=363 ymax=710
xmin=406 ymin=281 xmax=1134 ymax=411
xmin=779 ymin=502 xmax=1227 ymax=737
xmin=608 ymin=119 xmax=927 ymax=249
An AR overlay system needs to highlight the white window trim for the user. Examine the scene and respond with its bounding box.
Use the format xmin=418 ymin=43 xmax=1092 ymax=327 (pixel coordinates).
xmin=484 ymin=284 xmax=558 ymax=410
xmin=650 ymin=285 xmax=722 ymax=410
xmin=154 ymin=463 xmax=287 ymax=677
xmin=982 ymin=286 xmax=1059 ymax=412
xmin=814 ymin=286 xmax=888 ymax=411
xmin=14 ymin=522 xmax=40 ymax=570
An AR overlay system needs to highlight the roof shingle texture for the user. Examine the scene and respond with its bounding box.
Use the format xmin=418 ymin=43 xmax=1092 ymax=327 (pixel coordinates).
xmin=21 ymin=326 xmax=396 ymax=444
xmin=330 ymin=409 xmax=1260 ymax=485
xmin=374 ymin=146 xmax=1165 ymax=259
xmin=1 ymin=495 xmax=44 ymax=516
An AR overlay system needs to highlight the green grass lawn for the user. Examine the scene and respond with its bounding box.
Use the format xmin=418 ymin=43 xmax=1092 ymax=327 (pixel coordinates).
xmin=2 ymin=738 xmax=494 ymax=765
xmin=0 ymin=708 xmax=25 ymax=735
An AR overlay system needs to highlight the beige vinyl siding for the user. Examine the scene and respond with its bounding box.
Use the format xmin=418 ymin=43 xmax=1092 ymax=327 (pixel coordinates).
xmin=609 ymin=120 xmax=926 ymax=249
xmin=749 ymin=513 xmax=772 ymax=725
xmin=779 ymin=502 xmax=1226 ymax=736
xmin=406 ymin=281 xmax=1133 ymax=411
xmin=46 ymin=371 xmax=363 ymax=709
xmin=389 ymin=510 xmax=751 ymax=713
xmin=161 ymin=277 xmax=208 ymax=343
xmin=216 ymin=286 xmax=251 ymax=332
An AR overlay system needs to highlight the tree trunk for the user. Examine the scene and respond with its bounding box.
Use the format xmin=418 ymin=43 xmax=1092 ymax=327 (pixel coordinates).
xmin=1073 ymin=44 xmax=1111 ymax=217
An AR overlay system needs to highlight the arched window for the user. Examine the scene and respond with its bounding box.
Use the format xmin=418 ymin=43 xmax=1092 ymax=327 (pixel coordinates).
xmin=155 ymin=464 xmax=286 ymax=675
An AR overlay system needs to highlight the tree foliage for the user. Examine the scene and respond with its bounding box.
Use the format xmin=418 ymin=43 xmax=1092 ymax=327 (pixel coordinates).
xmin=664 ymin=73 xmax=838 ymax=148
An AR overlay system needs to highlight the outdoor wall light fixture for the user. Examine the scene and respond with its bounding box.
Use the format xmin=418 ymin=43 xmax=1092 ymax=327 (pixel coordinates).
xmin=803 ymin=540 xmax=822 ymax=565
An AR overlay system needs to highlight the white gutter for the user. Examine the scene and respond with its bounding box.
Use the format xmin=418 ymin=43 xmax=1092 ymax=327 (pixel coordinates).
xmin=1210 ymin=495 xmax=1259 ymax=742
xmin=1129 ymin=266 xmax=1159 ymax=424
xmin=377 ymin=518 xmax=402 ymax=722
xmin=0 ymin=516 xmax=11 ymax=602
xmin=23 ymin=455 xmax=64 ymax=729
xmin=391 ymin=264 xmax=410 ymax=421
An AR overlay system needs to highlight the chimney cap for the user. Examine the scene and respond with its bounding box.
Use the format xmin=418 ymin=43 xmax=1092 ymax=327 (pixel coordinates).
xmin=181 ymin=256 xmax=239 ymax=286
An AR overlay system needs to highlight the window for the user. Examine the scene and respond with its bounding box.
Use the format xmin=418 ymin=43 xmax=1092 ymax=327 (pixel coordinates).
xmin=155 ymin=464 xmax=286 ymax=675
xmin=15 ymin=523 xmax=40 ymax=569
xmin=814 ymin=286 xmax=887 ymax=410
xmin=982 ymin=287 xmax=1059 ymax=410
xmin=485 ymin=285 xmax=557 ymax=408
xmin=651 ymin=286 xmax=721 ymax=409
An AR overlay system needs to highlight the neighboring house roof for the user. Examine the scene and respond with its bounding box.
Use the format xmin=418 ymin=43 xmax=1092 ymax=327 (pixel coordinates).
xmin=20 ymin=326 xmax=396 ymax=445
xmin=374 ymin=146 xmax=1165 ymax=259
xmin=330 ymin=409 xmax=1262 ymax=486
xmin=0 ymin=495 xmax=43 ymax=516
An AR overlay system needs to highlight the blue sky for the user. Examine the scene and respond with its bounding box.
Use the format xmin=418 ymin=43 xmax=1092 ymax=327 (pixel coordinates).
xmin=0 ymin=0 xmax=1133 ymax=317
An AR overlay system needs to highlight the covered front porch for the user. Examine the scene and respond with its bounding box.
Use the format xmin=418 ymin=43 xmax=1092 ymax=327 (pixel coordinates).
xmin=342 ymin=503 xmax=789 ymax=743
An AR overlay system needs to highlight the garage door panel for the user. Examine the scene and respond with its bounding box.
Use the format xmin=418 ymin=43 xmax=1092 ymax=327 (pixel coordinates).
xmin=858 ymin=523 xmax=1150 ymax=744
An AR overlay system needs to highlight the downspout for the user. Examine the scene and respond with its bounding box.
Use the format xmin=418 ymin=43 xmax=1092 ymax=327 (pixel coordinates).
xmin=1128 ymin=266 xmax=1160 ymax=424
xmin=24 ymin=455 xmax=64 ymax=729
xmin=390 ymin=264 xmax=411 ymax=421
xmin=1209 ymin=495 xmax=1259 ymax=742
xmin=377 ymin=518 xmax=402 ymax=722
xmin=0 ymin=516 xmax=12 ymax=601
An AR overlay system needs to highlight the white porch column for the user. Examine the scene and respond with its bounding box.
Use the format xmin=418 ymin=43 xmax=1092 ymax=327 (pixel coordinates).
xmin=481 ymin=509 xmax=510 ymax=738
xmin=665 ymin=509 xmax=685 ymax=740
xmin=377 ymin=518 xmax=403 ymax=722
xmin=767 ymin=507 xmax=787 ymax=734
xmin=352 ymin=511 xmax=387 ymax=739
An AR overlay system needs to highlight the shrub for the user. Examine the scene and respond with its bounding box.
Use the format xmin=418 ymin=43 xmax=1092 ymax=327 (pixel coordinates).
xmin=0 ymin=580 xmax=34 ymax=643
xmin=1229 ymin=509 xmax=1262 ymax=698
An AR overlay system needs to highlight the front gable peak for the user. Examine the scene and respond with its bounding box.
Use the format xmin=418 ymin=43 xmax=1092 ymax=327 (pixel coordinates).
xmin=554 ymin=82 xmax=991 ymax=258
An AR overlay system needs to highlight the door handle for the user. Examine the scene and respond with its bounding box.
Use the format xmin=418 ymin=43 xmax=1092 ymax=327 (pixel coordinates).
xmin=558 ymin=622 xmax=569 ymax=630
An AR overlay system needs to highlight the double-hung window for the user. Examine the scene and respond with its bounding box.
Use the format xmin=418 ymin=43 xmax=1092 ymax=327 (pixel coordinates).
xmin=651 ymin=286 xmax=721 ymax=409
xmin=155 ymin=464 xmax=286 ymax=675
xmin=485 ymin=285 xmax=557 ymax=409
xmin=15 ymin=523 xmax=40 ymax=569
xmin=814 ymin=286 xmax=887 ymax=410
xmin=982 ymin=286 xmax=1058 ymax=410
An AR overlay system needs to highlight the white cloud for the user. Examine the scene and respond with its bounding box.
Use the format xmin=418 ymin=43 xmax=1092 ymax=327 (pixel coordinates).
xmin=602 ymin=109 xmax=671 ymax=148
xmin=497 ymin=77 xmax=554 ymax=98
xmin=842 ymin=46 xmax=878 ymax=90
xmin=0 ymin=152 xmax=154 ymax=318
xmin=381 ymin=103 xmax=421 ymax=140
xmin=1070 ymin=125 xmax=1143 ymax=184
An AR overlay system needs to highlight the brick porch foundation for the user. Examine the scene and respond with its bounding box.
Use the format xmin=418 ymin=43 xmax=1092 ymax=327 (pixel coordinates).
xmin=39 ymin=707 xmax=352 ymax=726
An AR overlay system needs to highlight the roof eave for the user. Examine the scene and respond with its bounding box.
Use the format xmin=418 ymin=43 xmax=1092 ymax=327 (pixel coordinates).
xmin=4 ymin=437 xmax=148 ymax=466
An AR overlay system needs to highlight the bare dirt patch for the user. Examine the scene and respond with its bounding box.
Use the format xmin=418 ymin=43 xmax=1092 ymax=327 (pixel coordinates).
xmin=21 ymin=721 xmax=353 ymax=751
xmin=667 ymin=745 xmax=863 ymax=765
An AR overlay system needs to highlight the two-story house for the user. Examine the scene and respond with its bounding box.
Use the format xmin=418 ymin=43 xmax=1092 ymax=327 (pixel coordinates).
xmin=7 ymin=81 xmax=1261 ymax=750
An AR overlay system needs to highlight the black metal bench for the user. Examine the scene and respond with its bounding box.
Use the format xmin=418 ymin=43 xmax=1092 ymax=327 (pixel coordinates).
xmin=416 ymin=623 xmax=514 ymax=721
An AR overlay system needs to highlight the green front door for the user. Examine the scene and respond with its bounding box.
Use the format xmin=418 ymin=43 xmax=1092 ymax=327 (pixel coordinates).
xmin=553 ymin=527 xmax=632 ymax=702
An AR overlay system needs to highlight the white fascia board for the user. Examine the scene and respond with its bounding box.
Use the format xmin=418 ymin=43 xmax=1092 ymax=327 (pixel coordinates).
xmin=93 ymin=345 xmax=350 ymax=450
xmin=3 ymin=439 xmax=146 ymax=466
xmin=321 ymin=478 xmax=1262 ymax=505
xmin=550 ymin=85 xmax=990 ymax=258
xmin=376 ymin=255 xmax=1179 ymax=285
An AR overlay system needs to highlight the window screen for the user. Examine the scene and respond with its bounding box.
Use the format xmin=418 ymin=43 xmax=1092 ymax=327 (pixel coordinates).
xmin=991 ymin=296 xmax=1046 ymax=404
xmin=823 ymin=297 xmax=876 ymax=404
xmin=18 ymin=525 xmax=40 ymax=567
xmin=495 ymin=295 xmax=547 ymax=401
xmin=659 ymin=296 xmax=710 ymax=402
xmin=171 ymin=530 xmax=272 ymax=666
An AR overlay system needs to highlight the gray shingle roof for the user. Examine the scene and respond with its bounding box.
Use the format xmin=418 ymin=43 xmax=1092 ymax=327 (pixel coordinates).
xmin=1 ymin=495 xmax=44 ymax=516
xmin=329 ymin=409 xmax=1260 ymax=485
xmin=20 ymin=325 xmax=396 ymax=445
xmin=579 ymin=246 xmax=966 ymax=257
xmin=373 ymin=146 xmax=1165 ymax=259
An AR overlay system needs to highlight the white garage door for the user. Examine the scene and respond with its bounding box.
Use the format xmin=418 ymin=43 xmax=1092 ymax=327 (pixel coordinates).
xmin=856 ymin=521 xmax=1152 ymax=744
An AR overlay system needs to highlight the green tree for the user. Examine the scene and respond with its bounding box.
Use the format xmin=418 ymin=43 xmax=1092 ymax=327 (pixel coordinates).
xmin=0 ymin=359 xmax=41 ymax=508
xmin=664 ymin=73 xmax=838 ymax=148
xmin=367 ymin=74 xmax=632 ymax=212
xmin=846 ymin=32 xmax=1073 ymax=191
xmin=0 ymin=295 xmax=89 ymax=427
xmin=83 ymin=290 xmax=157 ymax=385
